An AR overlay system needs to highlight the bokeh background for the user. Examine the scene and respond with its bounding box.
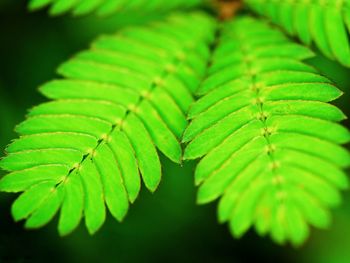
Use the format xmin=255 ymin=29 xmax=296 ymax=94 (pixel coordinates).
xmin=1 ymin=1 xmax=350 ymax=262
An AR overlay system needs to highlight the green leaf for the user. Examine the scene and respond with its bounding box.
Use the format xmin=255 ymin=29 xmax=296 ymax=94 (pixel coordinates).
xmin=25 ymin=186 xmax=64 ymax=229
xmin=28 ymin=0 xmax=203 ymax=16
xmin=245 ymin=0 xmax=350 ymax=67
xmin=183 ymin=16 xmax=350 ymax=246
xmin=58 ymin=171 xmax=84 ymax=236
xmin=12 ymin=181 xmax=58 ymax=222
xmin=0 ymin=12 xmax=216 ymax=235
xmin=79 ymin=159 xmax=106 ymax=235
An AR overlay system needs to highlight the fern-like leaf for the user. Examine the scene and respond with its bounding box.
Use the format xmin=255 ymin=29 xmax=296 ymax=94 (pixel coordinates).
xmin=28 ymin=0 xmax=203 ymax=16
xmin=0 ymin=12 xmax=216 ymax=235
xmin=183 ymin=16 xmax=350 ymax=246
xmin=245 ymin=0 xmax=350 ymax=67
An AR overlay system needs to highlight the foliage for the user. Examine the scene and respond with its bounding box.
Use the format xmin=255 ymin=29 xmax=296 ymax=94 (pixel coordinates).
xmin=28 ymin=0 xmax=202 ymax=16
xmin=0 ymin=12 xmax=215 ymax=235
xmin=183 ymin=17 xmax=350 ymax=246
xmin=0 ymin=0 xmax=349 ymax=246
xmin=245 ymin=0 xmax=350 ymax=66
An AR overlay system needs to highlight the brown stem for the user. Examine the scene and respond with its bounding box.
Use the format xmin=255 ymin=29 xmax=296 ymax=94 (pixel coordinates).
xmin=214 ymin=0 xmax=242 ymax=20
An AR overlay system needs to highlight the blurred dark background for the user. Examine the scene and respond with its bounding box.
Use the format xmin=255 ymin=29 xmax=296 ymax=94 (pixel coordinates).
xmin=0 ymin=1 xmax=350 ymax=262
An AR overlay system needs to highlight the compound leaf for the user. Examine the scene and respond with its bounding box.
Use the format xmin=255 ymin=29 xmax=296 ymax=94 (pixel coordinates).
xmin=183 ymin=16 xmax=350 ymax=246
xmin=245 ymin=0 xmax=350 ymax=67
xmin=0 ymin=12 xmax=216 ymax=235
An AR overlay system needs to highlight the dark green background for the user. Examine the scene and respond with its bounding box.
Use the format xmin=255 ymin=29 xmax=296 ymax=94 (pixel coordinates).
xmin=0 ymin=1 xmax=350 ymax=262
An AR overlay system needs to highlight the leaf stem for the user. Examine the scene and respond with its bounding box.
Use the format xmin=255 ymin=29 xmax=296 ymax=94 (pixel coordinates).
xmin=214 ymin=0 xmax=242 ymax=20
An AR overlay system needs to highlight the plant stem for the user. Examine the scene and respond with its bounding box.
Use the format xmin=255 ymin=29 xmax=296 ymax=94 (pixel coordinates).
xmin=214 ymin=0 xmax=242 ymax=20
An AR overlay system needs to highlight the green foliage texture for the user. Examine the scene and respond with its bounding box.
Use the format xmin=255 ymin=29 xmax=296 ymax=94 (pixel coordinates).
xmin=28 ymin=0 xmax=202 ymax=16
xmin=0 ymin=0 xmax=349 ymax=246
xmin=245 ymin=0 xmax=350 ymax=66
xmin=183 ymin=17 xmax=350 ymax=246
